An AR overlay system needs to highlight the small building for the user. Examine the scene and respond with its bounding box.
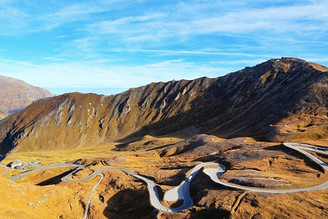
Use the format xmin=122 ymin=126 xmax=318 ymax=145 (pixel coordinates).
xmin=9 ymin=160 xmax=22 ymax=169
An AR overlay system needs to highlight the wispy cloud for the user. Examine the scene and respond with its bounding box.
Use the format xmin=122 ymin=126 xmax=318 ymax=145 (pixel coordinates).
xmin=108 ymin=49 xmax=274 ymax=58
xmin=0 ymin=1 xmax=122 ymax=34
xmin=1 ymin=0 xmax=327 ymax=38
xmin=53 ymin=3 xmax=109 ymax=17
xmin=82 ymin=1 xmax=328 ymax=41
xmin=0 ymin=0 xmax=327 ymax=94
xmin=0 ymin=58 xmax=231 ymax=92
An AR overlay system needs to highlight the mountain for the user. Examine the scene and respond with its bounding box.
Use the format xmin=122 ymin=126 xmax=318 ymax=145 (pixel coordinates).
xmin=0 ymin=58 xmax=327 ymax=155
xmin=0 ymin=75 xmax=52 ymax=120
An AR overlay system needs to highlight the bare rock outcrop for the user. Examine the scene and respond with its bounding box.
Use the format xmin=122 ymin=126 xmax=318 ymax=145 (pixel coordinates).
xmin=0 ymin=58 xmax=326 ymax=155
xmin=0 ymin=75 xmax=52 ymax=120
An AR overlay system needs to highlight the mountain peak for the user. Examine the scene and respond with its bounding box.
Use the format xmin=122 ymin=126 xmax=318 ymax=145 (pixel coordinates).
xmin=273 ymin=57 xmax=306 ymax=63
xmin=237 ymin=57 xmax=327 ymax=85
xmin=0 ymin=58 xmax=326 ymax=155
xmin=0 ymin=75 xmax=52 ymax=120
xmin=269 ymin=57 xmax=327 ymax=73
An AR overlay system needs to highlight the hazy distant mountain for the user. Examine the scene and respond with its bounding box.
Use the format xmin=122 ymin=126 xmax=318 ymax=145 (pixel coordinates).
xmin=0 ymin=58 xmax=327 ymax=155
xmin=0 ymin=75 xmax=52 ymax=120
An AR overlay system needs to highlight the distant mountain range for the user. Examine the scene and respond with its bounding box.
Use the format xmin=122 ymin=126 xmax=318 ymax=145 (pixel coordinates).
xmin=0 ymin=58 xmax=327 ymax=155
xmin=0 ymin=75 xmax=52 ymax=120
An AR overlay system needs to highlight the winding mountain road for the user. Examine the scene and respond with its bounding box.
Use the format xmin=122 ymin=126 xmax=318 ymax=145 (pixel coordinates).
xmin=83 ymin=174 xmax=104 ymax=219
xmin=1 ymin=142 xmax=328 ymax=214
xmin=0 ymin=164 xmax=9 ymax=177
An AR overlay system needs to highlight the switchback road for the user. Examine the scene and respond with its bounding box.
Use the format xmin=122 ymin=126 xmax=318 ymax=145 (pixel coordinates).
xmin=1 ymin=142 xmax=327 ymax=213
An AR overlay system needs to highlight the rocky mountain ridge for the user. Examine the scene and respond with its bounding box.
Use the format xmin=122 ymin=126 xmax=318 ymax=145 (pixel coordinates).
xmin=0 ymin=75 xmax=52 ymax=120
xmin=0 ymin=57 xmax=327 ymax=155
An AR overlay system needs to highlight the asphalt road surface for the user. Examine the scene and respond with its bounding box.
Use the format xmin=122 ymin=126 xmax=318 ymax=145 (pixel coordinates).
xmin=2 ymin=142 xmax=328 ymax=213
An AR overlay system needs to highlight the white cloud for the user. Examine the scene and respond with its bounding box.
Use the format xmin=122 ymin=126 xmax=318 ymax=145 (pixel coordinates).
xmin=0 ymin=0 xmax=326 ymax=95
xmin=1 ymin=0 xmax=327 ymax=42
xmin=73 ymin=0 xmax=328 ymax=52
xmin=54 ymin=4 xmax=106 ymax=17
xmin=85 ymin=13 xmax=165 ymax=35
xmin=110 ymin=49 xmax=274 ymax=58
xmin=0 ymin=58 xmax=231 ymax=91
xmin=0 ymin=0 xmax=123 ymax=35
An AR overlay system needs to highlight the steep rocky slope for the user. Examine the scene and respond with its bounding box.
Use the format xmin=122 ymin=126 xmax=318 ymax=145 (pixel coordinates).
xmin=0 ymin=58 xmax=327 ymax=155
xmin=0 ymin=75 xmax=52 ymax=120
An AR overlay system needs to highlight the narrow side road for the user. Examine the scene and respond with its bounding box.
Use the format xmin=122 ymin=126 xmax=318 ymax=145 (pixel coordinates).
xmin=2 ymin=142 xmax=328 ymax=214
xmin=83 ymin=174 xmax=104 ymax=219
xmin=0 ymin=165 xmax=9 ymax=177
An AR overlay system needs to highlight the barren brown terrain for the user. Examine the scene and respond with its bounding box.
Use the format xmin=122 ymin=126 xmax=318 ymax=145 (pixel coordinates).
xmin=0 ymin=58 xmax=327 ymax=155
xmin=0 ymin=58 xmax=327 ymax=218
xmin=0 ymin=135 xmax=328 ymax=218
xmin=0 ymin=75 xmax=52 ymax=120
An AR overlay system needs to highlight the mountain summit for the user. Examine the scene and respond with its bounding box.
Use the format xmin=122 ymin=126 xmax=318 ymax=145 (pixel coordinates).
xmin=0 ymin=75 xmax=52 ymax=120
xmin=0 ymin=58 xmax=327 ymax=155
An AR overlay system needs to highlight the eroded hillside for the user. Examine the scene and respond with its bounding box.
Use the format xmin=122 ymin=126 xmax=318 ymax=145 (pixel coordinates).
xmin=0 ymin=75 xmax=52 ymax=120
xmin=0 ymin=58 xmax=327 ymax=155
xmin=1 ymin=135 xmax=327 ymax=218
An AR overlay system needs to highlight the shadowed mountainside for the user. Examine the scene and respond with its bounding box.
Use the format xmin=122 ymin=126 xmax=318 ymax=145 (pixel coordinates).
xmin=0 ymin=58 xmax=327 ymax=155
xmin=0 ymin=75 xmax=52 ymax=120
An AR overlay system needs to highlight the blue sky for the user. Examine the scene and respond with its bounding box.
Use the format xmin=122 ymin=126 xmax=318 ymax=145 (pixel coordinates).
xmin=0 ymin=0 xmax=327 ymax=95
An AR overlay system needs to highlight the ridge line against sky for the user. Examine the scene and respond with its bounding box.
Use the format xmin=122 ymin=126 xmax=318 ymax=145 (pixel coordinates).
xmin=0 ymin=0 xmax=327 ymax=95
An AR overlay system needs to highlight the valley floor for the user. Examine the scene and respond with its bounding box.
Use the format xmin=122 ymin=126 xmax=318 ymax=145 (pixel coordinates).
xmin=0 ymin=135 xmax=328 ymax=219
